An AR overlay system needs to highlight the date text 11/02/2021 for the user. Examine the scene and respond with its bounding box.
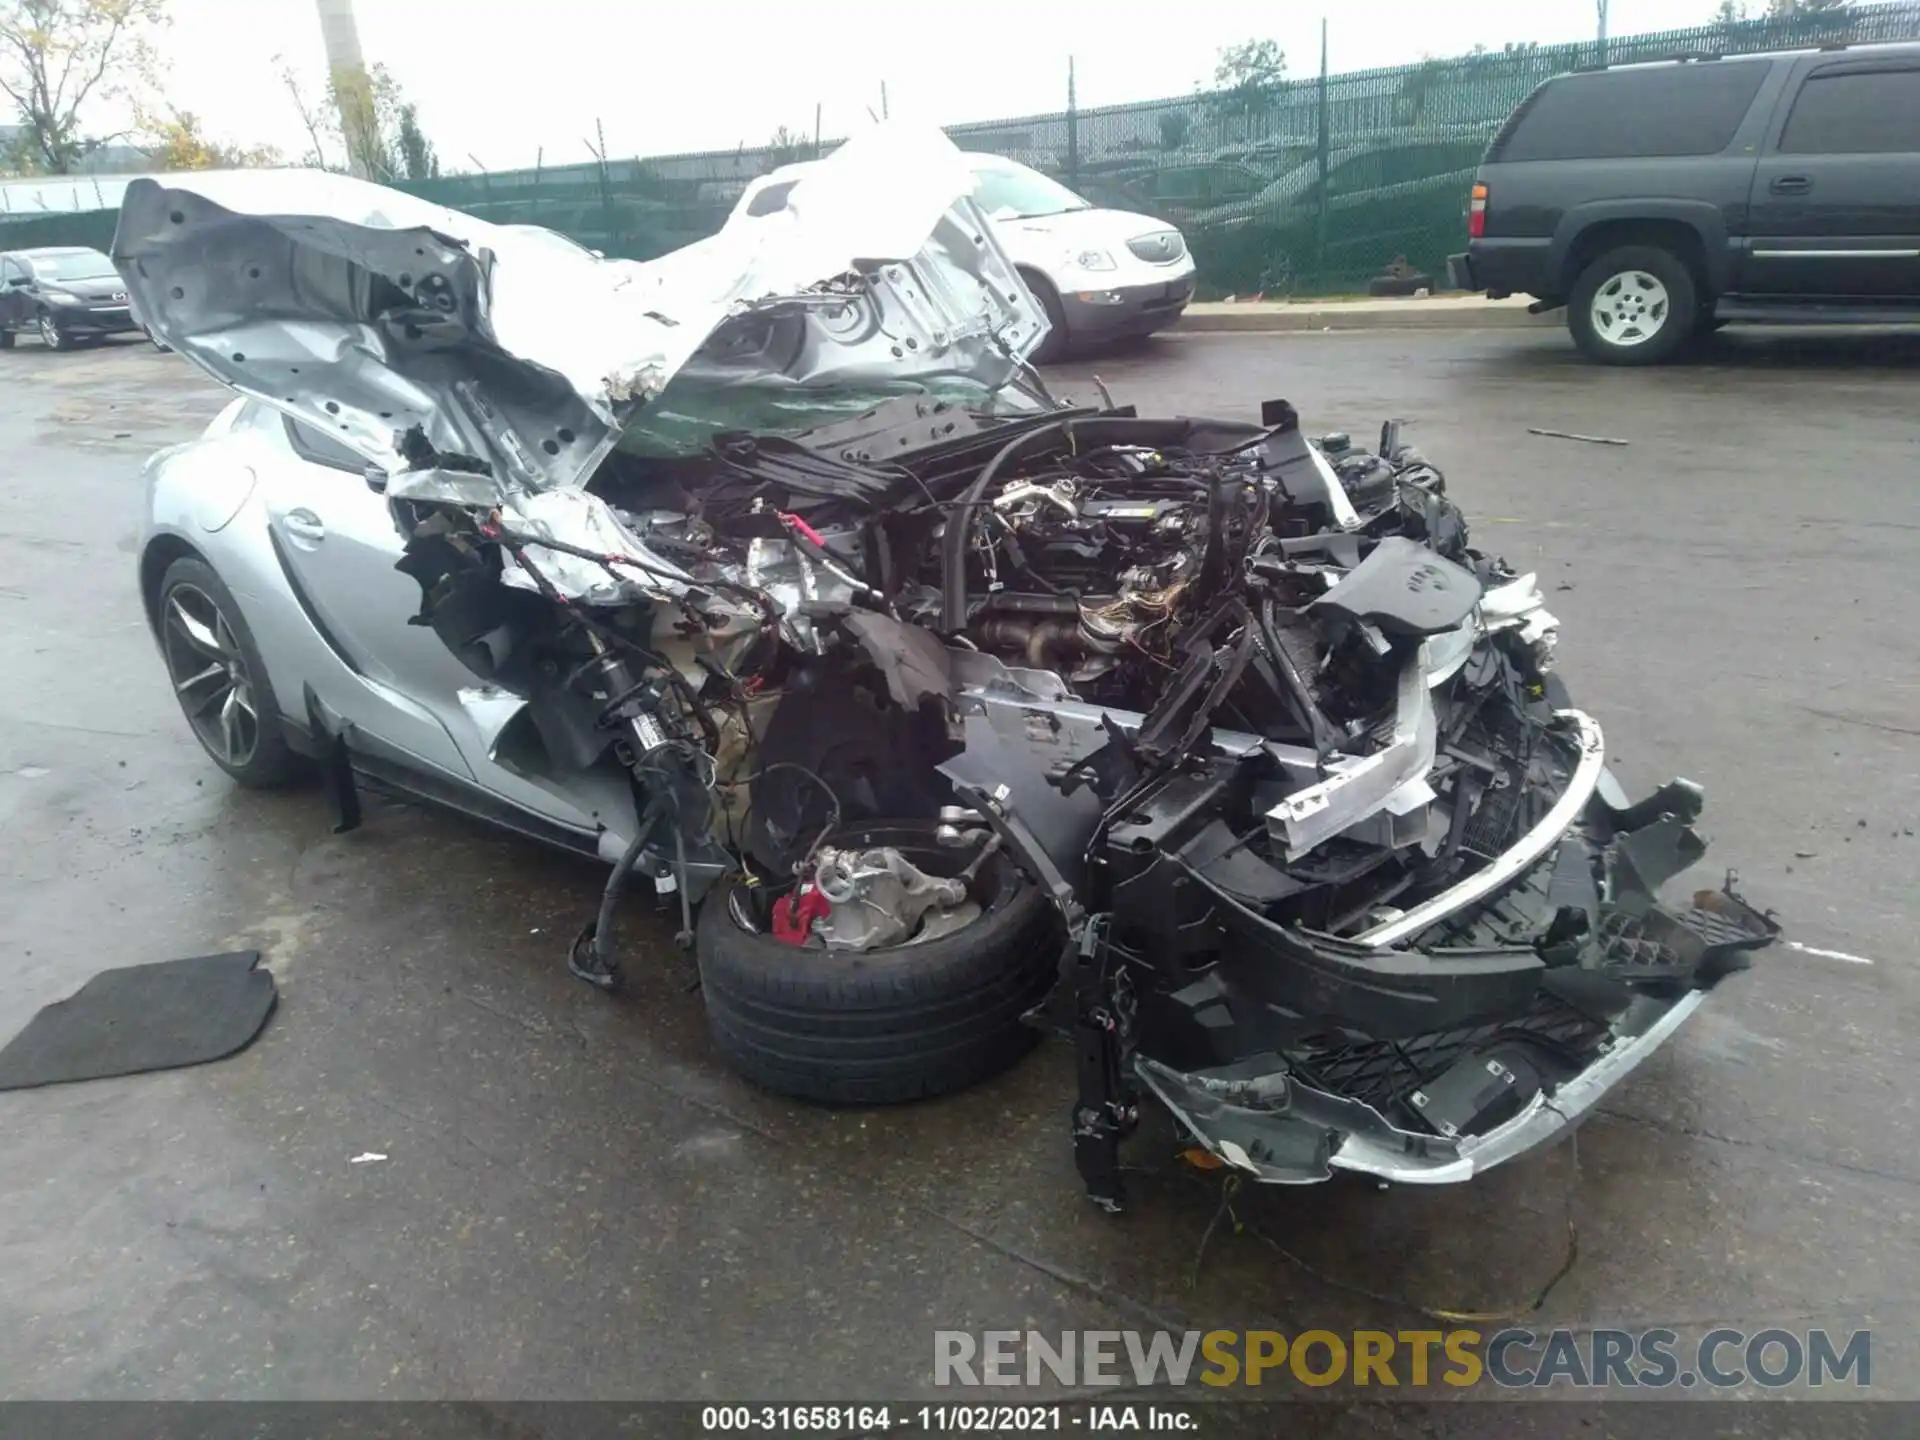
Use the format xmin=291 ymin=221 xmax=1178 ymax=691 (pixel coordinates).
xmin=700 ymin=1406 xmax=1195 ymax=1432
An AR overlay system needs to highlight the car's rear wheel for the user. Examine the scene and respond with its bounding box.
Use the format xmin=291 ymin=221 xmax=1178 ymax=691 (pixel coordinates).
xmin=156 ymin=556 xmax=309 ymax=788
xmin=0 ymin=327 xmax=14 ymax=350
xmin=36 ymin=311 xmax=70 ymax=351
xmin=696 ymin=821 xmax=1062 ymax=1104
xmin=1567 ymin=245 xmax=1697 ymax=366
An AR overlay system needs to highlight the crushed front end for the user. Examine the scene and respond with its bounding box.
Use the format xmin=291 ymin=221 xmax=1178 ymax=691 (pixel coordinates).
xmin=117 ymin=125 xmax=1777 ymax=1209
xmin=1029 ymin=424 xmax=1779 ymax=1207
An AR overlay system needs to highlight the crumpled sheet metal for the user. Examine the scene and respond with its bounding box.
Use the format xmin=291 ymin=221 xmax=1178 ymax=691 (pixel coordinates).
xmin=493 ymin=489 xmax=694 ymax=605
xmin=1264 ymin=651 xmax=1438 ymax=858
xmin=113 ymin=125 xmax=1045 ymax=503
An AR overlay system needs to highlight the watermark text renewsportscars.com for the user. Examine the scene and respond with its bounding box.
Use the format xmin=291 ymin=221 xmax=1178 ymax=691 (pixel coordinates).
xmin=934 ymin=1328 xmax=1872 ymax=1390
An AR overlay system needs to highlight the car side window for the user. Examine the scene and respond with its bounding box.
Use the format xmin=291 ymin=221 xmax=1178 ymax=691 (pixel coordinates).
xmin=1 ymin=257 xmax=20 ymax=285
xmin=1495 ymin=61 xmax=1769 ymax=162
xmin=283 ymin=415 xmax=369 ymax=474
xmin=745 ymin=180 xmax=798 ymax=217
xmin=1779 ymin=69 xmax=1920 ymax=155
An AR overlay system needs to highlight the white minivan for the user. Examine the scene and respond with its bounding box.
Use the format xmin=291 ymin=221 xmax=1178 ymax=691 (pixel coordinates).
xmin=730 ymin=151 xmax=1195 ymax=360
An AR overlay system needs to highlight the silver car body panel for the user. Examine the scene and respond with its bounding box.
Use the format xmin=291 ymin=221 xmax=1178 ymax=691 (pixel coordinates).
xmin=1136 ymin=989 xmax=1705 ymax=1186
xmin=119 ymin=127 xmax=1046 ymax=600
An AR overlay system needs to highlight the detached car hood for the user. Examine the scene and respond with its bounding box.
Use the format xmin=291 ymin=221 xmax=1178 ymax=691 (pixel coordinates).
xmin=112 ymin=126 xmax=1047 ymax=497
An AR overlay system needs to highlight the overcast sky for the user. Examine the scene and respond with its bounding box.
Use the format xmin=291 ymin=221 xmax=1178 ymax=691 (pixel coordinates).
xmin=157 ymin=0 xmax=1726 ymax=170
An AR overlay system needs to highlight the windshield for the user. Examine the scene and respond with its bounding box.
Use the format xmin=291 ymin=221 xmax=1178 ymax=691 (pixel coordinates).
xmin=969 ymin=164 xmax=1089 ymax=221
xmin=27 ymin=250 xmax=115 ymax=282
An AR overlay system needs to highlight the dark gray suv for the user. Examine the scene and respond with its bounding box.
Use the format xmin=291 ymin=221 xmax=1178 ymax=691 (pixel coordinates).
xmin=1449 ymin=43 xmax=1920 ymax=363
xmin=0 ymin=246 xmax=140 ymax=351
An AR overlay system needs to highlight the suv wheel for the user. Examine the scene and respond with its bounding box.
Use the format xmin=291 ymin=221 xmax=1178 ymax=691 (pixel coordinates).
xmin=1568 ymin=245 xmax=1698 ymax=366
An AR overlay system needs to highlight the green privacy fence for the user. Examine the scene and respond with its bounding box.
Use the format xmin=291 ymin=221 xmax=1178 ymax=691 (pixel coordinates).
xmin=391 ymin=1 xmax=1920 ymax=297
xmin=10 ymin=3 xmax=1920 ymax=297
xmin=0 ymin=207 xmax=116 ymax=252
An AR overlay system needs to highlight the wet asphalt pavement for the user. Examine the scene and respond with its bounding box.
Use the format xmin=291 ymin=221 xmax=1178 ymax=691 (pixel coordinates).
xmin=3 ymin=325 xmax=1918 ymax=1425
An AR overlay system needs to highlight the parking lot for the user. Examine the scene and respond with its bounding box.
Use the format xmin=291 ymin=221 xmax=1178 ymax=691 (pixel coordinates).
xmin=3 ymin=327 xmax=1918 ymax=1421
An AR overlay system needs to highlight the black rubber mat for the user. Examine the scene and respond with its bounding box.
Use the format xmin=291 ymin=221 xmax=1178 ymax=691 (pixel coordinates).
xmin=0 ymin=951 xmax=275 ymax=1092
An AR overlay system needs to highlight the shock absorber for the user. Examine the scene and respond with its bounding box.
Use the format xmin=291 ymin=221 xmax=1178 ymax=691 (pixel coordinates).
xmin=566 ymin=635 xmax=693 ymax=990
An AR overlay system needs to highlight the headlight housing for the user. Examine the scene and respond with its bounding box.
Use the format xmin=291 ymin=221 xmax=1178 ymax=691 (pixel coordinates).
xmin=1072 ymin=249 xmax=1116 ymax=272
xmin=44 ymin=289 xmax=84 ymax=305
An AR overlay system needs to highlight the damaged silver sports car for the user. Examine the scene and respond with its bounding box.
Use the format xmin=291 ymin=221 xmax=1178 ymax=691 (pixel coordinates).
xmin=121 ymin=125 xmax=1776 ymax=1210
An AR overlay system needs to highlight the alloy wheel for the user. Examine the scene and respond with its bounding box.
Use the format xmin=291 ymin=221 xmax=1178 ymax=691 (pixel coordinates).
xmin=161 ymin=583 xmax=260 ymax=768
xmin=1589 ymin=270 xmax=1669 ymax=349
xmin=37 ymin=312 xmax=61 ymax=349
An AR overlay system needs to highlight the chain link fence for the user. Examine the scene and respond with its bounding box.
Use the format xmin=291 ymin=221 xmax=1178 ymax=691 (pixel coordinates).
xmin=9 ymin=4 xmax=1920 ymax=296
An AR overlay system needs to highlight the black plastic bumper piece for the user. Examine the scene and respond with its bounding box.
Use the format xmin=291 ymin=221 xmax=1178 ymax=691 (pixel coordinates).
xmin=1191 ymin=865 xmax=1545 ymax=1038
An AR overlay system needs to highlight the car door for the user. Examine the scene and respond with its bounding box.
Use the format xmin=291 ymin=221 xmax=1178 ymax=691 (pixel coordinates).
xmin=256 ymin=415 xmax=476 ymax=779
xmin=0 ymin=255 xmax=25 ymax=328
xmin=257 ymin=415 xmax=608 ymax=832
xmin=1743 ymin=57 xmax=1920 ymax=298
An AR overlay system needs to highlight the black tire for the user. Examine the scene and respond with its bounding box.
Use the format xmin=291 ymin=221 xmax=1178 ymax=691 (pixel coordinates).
xmin=0 ymin=327 xmax=14 ymax=350
xmin=696 ymin=821 xmax=1062 ymax=1104
xmin=1567 ymin=244 xmax=1698 ymax=366
xmin=156 ymin=556 xmax=310 ymax=788
xmin=1023 ymin=269 xmax=1070 ymax=364
xmin=37 ymin=310 xmax=72 ymax=351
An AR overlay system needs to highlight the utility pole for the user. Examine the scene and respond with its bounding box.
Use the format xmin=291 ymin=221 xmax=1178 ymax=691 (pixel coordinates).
xmin=1066 ymin=56 xmax=1079 ymax=191
xmin=314 ymin=0 xmax=375 ymax=178
xmin=1314 ymin=18 xmax=1329 ymax=291
xmin=1596 ymin=0 xmax=1610 ymax=65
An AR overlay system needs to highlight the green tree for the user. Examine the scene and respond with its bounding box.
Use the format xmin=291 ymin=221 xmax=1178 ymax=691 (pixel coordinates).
xmin=1157 ymin=109 xmax=1191 ymax=152
xmin=1200 ymin=39 xmax=1287 ymax=142
xmin=0 ymin=0 xmax=167 ymax=173
xmin=1393 ymin=58 xmax=1444 ymax=125
xmin=276 ymin=53 xmax=440 ymax=183
xmin=765 ymin=123 xmax=817 ymax=166
xmin=1766 ymin=0 xmax=1856 ymax=40
xmin=330 ymin=62 xmax=401 ymax=180
xmin=136 ymin=101 xmax=278 ymax=169
xmin=395 ymin=101 xmax=437 ymax=180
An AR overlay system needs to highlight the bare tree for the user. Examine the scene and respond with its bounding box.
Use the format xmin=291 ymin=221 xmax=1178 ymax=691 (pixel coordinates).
xmin=274 ymin=55 xmax=337 ymax=169
xmin=276 ymin=52 xmax=439 ymax=182
xmin=0 ymin=0 xmax=167 ymax=173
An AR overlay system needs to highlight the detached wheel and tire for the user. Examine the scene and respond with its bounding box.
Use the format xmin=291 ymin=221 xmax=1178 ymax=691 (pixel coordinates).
xmin=1567 ymin=245 xmax=1697 ymax=366
xmin=696 ymin=821 xmax=1062 ymax=1104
